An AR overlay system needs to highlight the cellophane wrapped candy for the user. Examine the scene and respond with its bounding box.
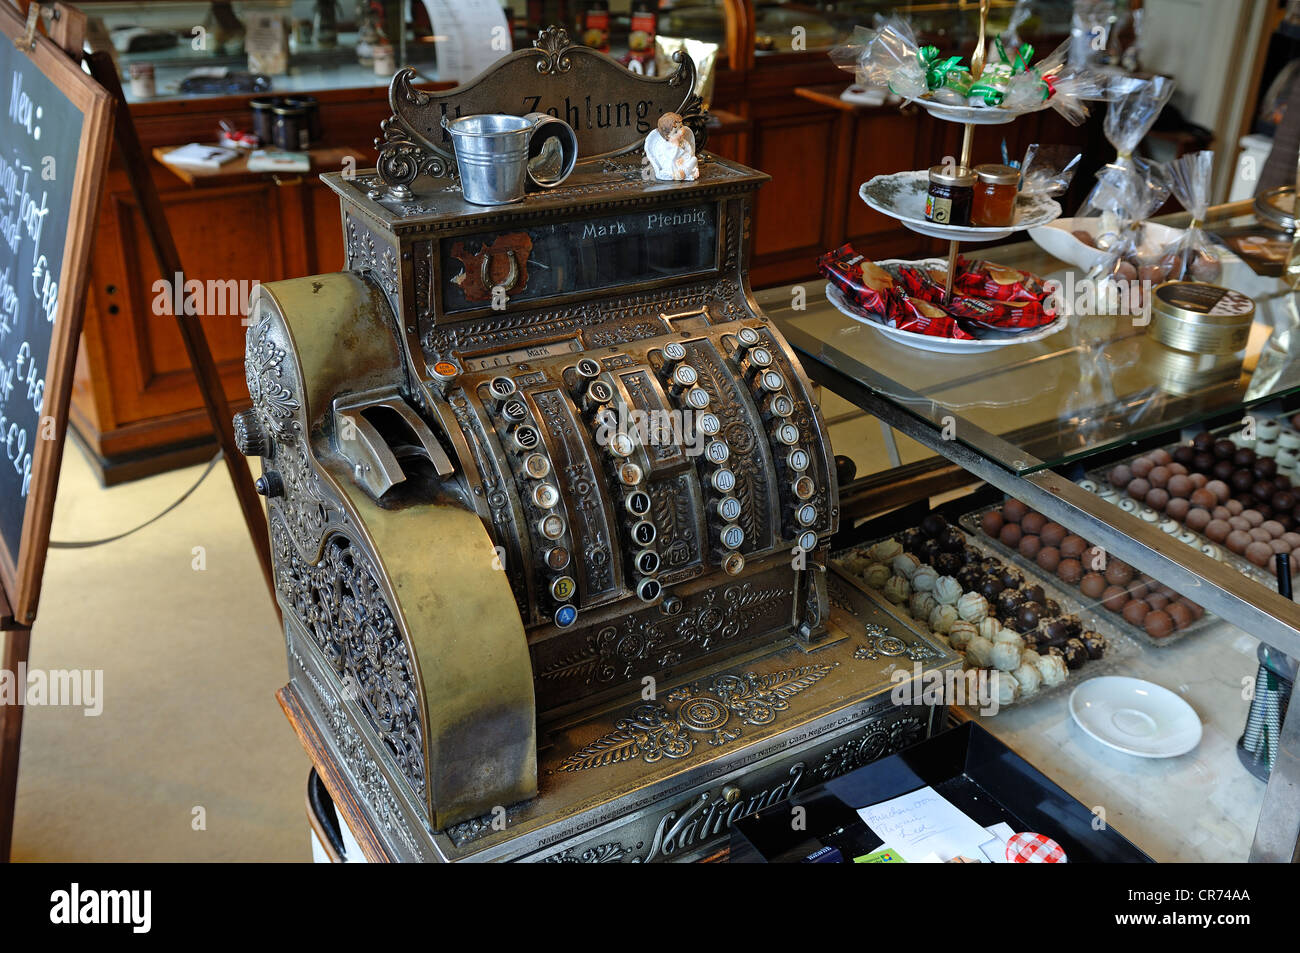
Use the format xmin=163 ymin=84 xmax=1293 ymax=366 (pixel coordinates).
xmin=1019 ymin=144 xmax=1082 ymax=196
xmin=1159 ymin=150 xmax=1221 ymax=283
xmin=1079 ymin=73 xmax=1176 ymax=214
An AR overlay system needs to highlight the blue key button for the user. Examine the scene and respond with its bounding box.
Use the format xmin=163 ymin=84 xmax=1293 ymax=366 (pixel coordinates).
xmin=554 ymin=605 xmax=578 ymax=628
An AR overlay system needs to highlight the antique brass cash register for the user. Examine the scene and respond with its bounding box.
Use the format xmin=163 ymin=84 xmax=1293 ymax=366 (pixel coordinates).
xmin=234 ymin=29 xmax=959 ymax=862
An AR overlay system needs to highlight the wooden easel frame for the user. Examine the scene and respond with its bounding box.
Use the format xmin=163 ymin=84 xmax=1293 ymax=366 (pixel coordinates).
xmin=1 ymin=1 xmax=278 ymax=861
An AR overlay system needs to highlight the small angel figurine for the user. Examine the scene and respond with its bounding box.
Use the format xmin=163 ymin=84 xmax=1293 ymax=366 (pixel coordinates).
xmin=643 ymin=112 xmax=699 ymax=182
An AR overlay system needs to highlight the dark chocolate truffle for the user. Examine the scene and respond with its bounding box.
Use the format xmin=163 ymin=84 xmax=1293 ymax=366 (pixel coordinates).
xmin=1062 ymin=638 xmax=1089 ymax=669
xmin=1016 ymin=601 xmax=1044 ymax=632
xmin=1018 ymin=535 xmax=1042 ymax=560
xmin=920 ymin=513 xmax=948 ymax=538
xmin=1166 ymin=603 xmax=1193 ymax=630
xmin=1036 ymin=546 xmax=1062 ymax=574
xmin=1082 ymin=633 xmax=1108 ymax=659
xmin=1003 ymin=499 xmax=1029 ymax=523
xmin=1122 ymin=600 xmax=1150 ymax=626
xmin=1022 ymin=584 xmax=1047 ymax=605
xmin=1213 ymin=439 xmax=1236 ymax=459
xmin=1057 ymin=558 xmax=1083 ymax=584
xmin=1039 ymin=522 xmax=1067 ymax=547
xmin=1190 ymin=488 xmax=1218 ymax=508
xmin=1059 ymin=535 xmax=1087 ymax=559
xmin=998 ymin=523 xmax=1022 ymax=548
xmin=1101 ymin=586 xmax=1128 ymax=612
xmin=1104 ymin=561 xmax=1134 ymax=586
xmin=1020 ymin=512 xmax=1046 ymax=536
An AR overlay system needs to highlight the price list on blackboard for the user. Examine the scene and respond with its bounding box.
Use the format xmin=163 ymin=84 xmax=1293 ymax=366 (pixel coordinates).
xmin=0 ymin=37 xmax=84 ymax=559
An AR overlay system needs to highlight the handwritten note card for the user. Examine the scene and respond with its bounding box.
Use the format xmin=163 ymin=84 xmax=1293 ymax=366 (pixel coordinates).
xmin=857 ymin=787 xmax=992 ymax=863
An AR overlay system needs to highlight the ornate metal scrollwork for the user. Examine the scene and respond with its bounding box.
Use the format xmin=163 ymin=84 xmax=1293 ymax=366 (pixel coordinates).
xmin=272 ymin=518 xmax=427 ymax=802
xmin=373 ymin=94 xmax=456 ymax=199
xmin=534 ymin=25 xmax=574 ymax=74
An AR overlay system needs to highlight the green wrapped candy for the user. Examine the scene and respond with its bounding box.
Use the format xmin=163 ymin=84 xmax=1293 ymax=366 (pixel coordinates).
xmin=917 ymin=45 xmax=967 ymax=91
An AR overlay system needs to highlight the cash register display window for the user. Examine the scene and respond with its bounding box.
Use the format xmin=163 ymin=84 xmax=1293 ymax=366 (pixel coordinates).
xmin=441 ymin=203 xmax=719 ymax=313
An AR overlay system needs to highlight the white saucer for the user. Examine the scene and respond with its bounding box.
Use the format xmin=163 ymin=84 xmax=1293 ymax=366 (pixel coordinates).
xmin=860 ymin=171 xmax=1061 ymax=242
xmin=1069 ymin=676 xmax=1202 ymax=758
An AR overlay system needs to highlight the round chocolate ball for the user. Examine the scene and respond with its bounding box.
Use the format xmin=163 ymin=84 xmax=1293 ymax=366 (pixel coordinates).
xmin=979 ymin=576 xmax=1006 ymax=600
xmin=1244 ymin=509 xmax=1265 ymax=527
xmin=1190 ymin=473 xmax=1209 ymax=489
xmin=1166 ymin=603 xmax=1193 ymax=630
xmin=1109 ymin=464 xmax=1134 ymax=487
xmin=1213 ymin=506 xmax=1233 ymax=522
xmin=1150 ymin=448 xmax=1173 ymax=466
xmin=1168 ymin=462 xmax=1189 ymax=477
xmin=1206 ymin=479 xmax=1231 ymax=503
xmin=1212 ymin=460 xmax=1235 ymax=481
xmin=1020 ymin=512 xmax=1046 ymax=536
xmin=1250 ymin=527 xmax=1273 ymax=544
xmin=1167 ymin=474 xmax=1193 ymax=498
xmin=1173 ymin=446 xmax=1197 ymax=466
xmin=1062 ymin=639 xmax=1089 ymax=670
xmin=1226 ymin=499 xmax=1244 ymax=516
xmin=1080 ymin=573 xmax=1107 ymax=600
xmin=1145 ymin=488 xmax=1170 ymax=512
xmin=1036 ymin=547 xmax=1062 ymax=574
xmin=1122 ymin=600 xmax=1150 ymax=626
xmin=1231 ymin=470 xmax=1256 ymax=494
xmin=1003 ymin=499 xmax=1029 ymax=523
xmin=1144 ymin=610 xmax=1174 ymax=639
xmin=1247 ymin=541 xmax=1274 ymax=566
xmin=1192 ymin=432 xmax=1214 ymax=451
xmin=1233 ymin=448 xmax=1257 ymax=468
xmin=1057 ymin=536 xmax=1085 ymax=560
xmin=1148 ymin=466 xmax=1171 ymax=489
xmin=1146 ymin=592 xmax=1170 ymax=612
xmin=1182 ymin=599 xmax=1205 ymax=620
xmin=1277 ymin=474 xmax=1293 ymax=491
xmin=1039 ymin=522 xmax=1067 ymax=547
xmin=1193 ymin=452 xmax=1216 ymax=473
xmin=1271 ymin=539 xmax=1290 ymax=555
xmin=1082 ymin=633 xmax=1108 ymax=659
xmin=1274 ymin=492 xmax=1297 ymax=513
xmin=998 ymin=523 xmax=1022 ymax=548
xmin=1131 ymin=457 xmax=1155 ymax=478
xmin=1190 ymin=488 xmax=1218 ymax=509
xmin=1102 ymin=586 xmax=1129 ymax=612
xmin=1166 ymin=497 xmax=1191 ymax=521
xmin=1226 ymin=530 xmax=1252 ymax=553
xmin=920 ymin=513 xmax=948 ymax=538
xmin=1105 ymin=561 xmax=1134 ymax=586
xmin=935 ymin=552 xmax=962 ymax=575
xmin=1018 ymin=535 xmax=1042 ymax=560
xmin=1205 ymin=519 xmax=1232 ymax=542
xmin=980 ymin=510 xmax=1005 ymax=538
xmin=1127 ymin=478 xmax=1151 ymax=501
xmin=1213 ymin=439 xmax=1237 ymax=459
xmin=1185 ymin=508 xmax=1212 ymax=532
xmin=1228 ymin=516 xmax=1251 ymax=532
xmin=1255 ymin=458 xmax=1279 ymax=479
xmin=1254 ymin=483 xmax=1277 ymax=504
xmin=1057 ymin=558 xmax=1083 ymax=585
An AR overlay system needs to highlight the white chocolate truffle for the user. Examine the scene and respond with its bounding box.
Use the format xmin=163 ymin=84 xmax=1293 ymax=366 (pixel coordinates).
xmin=965 ymin=635 xmax=995 ymax=668
xmin=994 ymin=670 xmax=1021 ymax=706
xmin=1013 ymin=657 xmax=1043 ymax=695
xmin=992 ymin=628 xmax=1025 ymax=652
xmin=892 ymin=552 xmax=922 ymax=580
xmin=977 ymin=617 xmax=1001 ymax=640
xmin=883 ymin=575 xmax=910 ymax=604
xmin=929 ymin=603 xmax=960 ymax=634
xmin=909 ymin=591 xmax=939 ymax=621
xmin=911 ymin=565 xmax=939 ymax=592
xmin=870 ymin=539 xmax=904 ymax=562
xmin=957 ymin=591 xmax=989 ymax=622
xmin=863 ymin=563 xmax=891 ymax=588
xmin=990 ymin=640 xmax=1022 ymax=672
xmin=948 ymin=620 xmax=978 ymax=648
xmin=934 ymin=576 xmax=963 ymax=605
xmin=1035 ymin=653 xmax=1069 ymax=687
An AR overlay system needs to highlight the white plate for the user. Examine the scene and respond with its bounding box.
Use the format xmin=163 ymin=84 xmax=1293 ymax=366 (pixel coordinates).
xmin=1069 ymin=676 xmax=1202 ymax=758
xmin=1027 ymin=217 xmax=1188 ymax=272
xmin=860 ymin=171 xmax=1061 ymax=241
xmin=899 ymin=95 xmax=1020 ymax=125
xmin=825 ymin=276 xmax=1068 ymax=354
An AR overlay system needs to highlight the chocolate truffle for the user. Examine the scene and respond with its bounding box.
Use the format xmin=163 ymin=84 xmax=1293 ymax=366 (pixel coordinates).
xmin=1104 ymin=561 xmax=1134 ymax=586
xmin=1080 ymin=573 xmax=1107 ymax=599
xmin=1036 ymin=547 xmax=1061 ymax=573
xmin=1022 ymin=584 xmax=1047 ymax=605
xmin=1131 ymin=457 xmax=1155 ymax=478
xmin=998 ymin=523 xmax=1022 ymax=548
xmin=1189 ymin=473 xmax=1209 ymax=489
xmin=1226 ymin=530 xmax=1252 ymax=554
xmin=1167 ymin=474 xmax=1193 ymax=498
xmin=1246 ymin=541 xmax=1274 ymax=566
xmin=1062 ymin=638 xmax=1089 ymax=669
xmin=1018 ymin=535 xmax=1042 ymax=559
xmin=1244 ymin=509 xmax=1265 ymax=527
xmin=1058 ymin=536 xmax=1086 ymax=560
xmin=1205 ymin=519 xmax=1232 ymax=542
xmin=1228 ymin=516 xmax=1251 ymax=532
xmin=1144 ymin=610 xmax=1174 ymax=639
xmin=1212 ymin=459 xmax=1235 ymax=481
xmin=1020 ymin=512 xmax=1046 ymax=536
xmin=1082 ymin=633 xmax=1108 ymax=659
xmin=1168 ymin=462 xmax=1189 ymax=477
xmin=1173 ymin=445 xmax=1197 ymax=466
xmin=1213 ymin=439 xmax=1237 ymax=459
xmin=1166 ymin=603 xmax=1193 ymax=631
xmin=1255 ymin=458 xmax=1278 ymax=479
xmin=1192 ymin=431 xmax=1214 ymax=451
xmin=1250 ymin=527 xmax=1272 ymax=544
xmin=1039 ymin=522 xmax=1067 ymax=547
xmin=1151 ymin=448 xmax=1173 ymax=466
xmin=1003 ymin=499 xmax=1029 ymax=523
xmin=1146 ymin=592 xmax=1170 ymax=612
xmin=1233 ymin=448 xmax=1257 ymax=468
xmin=1185 ymin=508 xmax=1212 ymax=532
xmin=1225 ymin=498 xmax=1244 ymax=515
xmin=1274 ymin=492 xmax=1297 ymax=513
xmin=1166 ymin=497 xmax=1191 ymax=521
xmin=1016 ymin=601 xmax=1044 ymax=632
xmin=920 ymin=513 xmax=948 ymax=538
xmin=1145 ymin=488 xmax=1170 ymax=511
xmin=1109 ymin=464 xmax=1133 ymax=487
xmin=1057 ymin=558 xmax=1083 ymax=584
xmin=1127 ymin=478 xmax=1151 ymax=501
xmin=1101 ymin=586 xmax=1129 ymax=612
xmin=1122 ymin=600 xmax=1150 ymax=626
xmin=979 ymin=576 xmax=1005 ymax=600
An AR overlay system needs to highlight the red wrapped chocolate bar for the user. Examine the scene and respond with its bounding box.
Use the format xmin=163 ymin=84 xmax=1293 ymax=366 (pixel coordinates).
xmin=818 ymin=244 xmax=895 ymax=314
xmin=889 ymin=295 xmax=975 ymax=339
xmin=894 ymin=263 xmax=1052 ymax=331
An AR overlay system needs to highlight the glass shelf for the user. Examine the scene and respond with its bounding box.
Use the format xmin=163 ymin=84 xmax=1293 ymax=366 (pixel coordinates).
xmin=764 ymin=201 xmax=1298 ymax=477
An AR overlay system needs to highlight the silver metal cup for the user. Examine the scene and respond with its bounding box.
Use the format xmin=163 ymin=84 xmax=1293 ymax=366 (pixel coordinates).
xmin=444 ymin=113 xmax=578 ymax=206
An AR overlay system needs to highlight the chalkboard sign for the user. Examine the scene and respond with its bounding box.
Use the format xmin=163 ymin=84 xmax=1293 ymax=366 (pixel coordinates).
xmin=0 ymin=4 xmax=112 ymax=623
